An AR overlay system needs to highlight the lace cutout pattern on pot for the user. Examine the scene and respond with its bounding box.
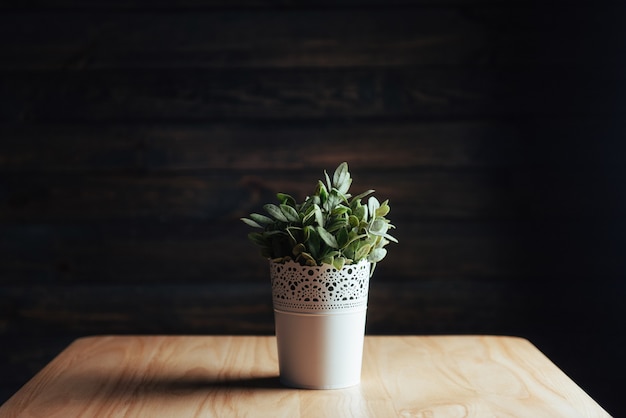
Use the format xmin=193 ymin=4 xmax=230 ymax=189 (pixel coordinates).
xmin=270 ymin=259 xmax=370 ymax=313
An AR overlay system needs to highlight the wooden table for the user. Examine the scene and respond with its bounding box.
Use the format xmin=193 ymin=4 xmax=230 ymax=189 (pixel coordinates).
xmin=0 ymin=336 xmax=610 ymax=417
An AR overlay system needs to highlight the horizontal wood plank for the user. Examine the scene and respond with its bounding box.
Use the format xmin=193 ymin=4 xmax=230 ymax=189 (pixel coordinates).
xmin=0 ymin=9 xmax=484 ymax=70
xmin=1 ymin=167 xmax=623 ymax=223
xmin=0 ymin=283 xmax=275 ymax=336
xmin=2 ymin=6 xmax=619 ymax=70
xmin=1 ymin=119 xmax=624 ymax=172
xmin=1 ymin=68 xmax=621 ymax=123
xmin=1 ymin=220 xmax=624 ymax=284
xmin=0 ymin=0 xmax=617 ymax=11
xmin=2 ymin=279 xmax=623 ymax=337
xmin=0 ymin=1 xmax=478 ymax=11
xmin=0 ymin=122 xmax=526 ymax=171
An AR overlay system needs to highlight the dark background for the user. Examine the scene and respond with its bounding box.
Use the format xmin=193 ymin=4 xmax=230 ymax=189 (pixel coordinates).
xmin=1 ymin=0 xmax=624 ymax=415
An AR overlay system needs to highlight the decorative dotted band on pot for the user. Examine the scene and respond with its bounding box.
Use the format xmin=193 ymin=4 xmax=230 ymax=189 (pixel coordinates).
xmin=269 ymin=259 xmax=371 ymax=313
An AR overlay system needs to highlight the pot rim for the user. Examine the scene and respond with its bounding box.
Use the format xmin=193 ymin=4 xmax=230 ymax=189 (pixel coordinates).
xmin=269 ymin=258 xmax=371 ymax=314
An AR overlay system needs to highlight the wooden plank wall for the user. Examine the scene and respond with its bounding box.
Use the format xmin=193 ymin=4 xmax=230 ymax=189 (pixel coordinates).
xmin=1 ymin=1 xmax=624 ymax=414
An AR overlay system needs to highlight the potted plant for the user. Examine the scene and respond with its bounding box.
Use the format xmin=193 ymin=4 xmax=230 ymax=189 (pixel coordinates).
xmin=241 ymin=162 xmax=397 ymax=389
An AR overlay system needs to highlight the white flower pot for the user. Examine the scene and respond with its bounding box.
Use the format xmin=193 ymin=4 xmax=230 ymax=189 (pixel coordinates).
xmin=270 ymin=259 xmax=371 ymax=389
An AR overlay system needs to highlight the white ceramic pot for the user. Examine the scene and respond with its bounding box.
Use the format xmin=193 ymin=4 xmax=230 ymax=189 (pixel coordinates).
xmin=270 ymin=259 xmax=371 ymax=389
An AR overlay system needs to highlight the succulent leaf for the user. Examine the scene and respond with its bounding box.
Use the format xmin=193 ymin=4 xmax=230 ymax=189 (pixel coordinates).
xmin=313 ymin=204 xmax=324 ymax=227
xmin=324 ymin=170 xmax=332 ymax=191
xmin=332 ymin=162 xmax=351 ymax=195
xmin=280 ymin=204 xmax=300 ymax=223
xmin=353 ymin=204 xmax=366 ymax=222
xmin=298 ymin=252 xmax=317 ymax=266
xmin=355 ymin=243 xmax=371 ymax=261
xmin=316 ymin=226 xmax=339 ymax=249
xmin=241 ymin=217 xmax=263 ymax=228
xmin=331 ymin=205 xmax=349 ymax=217
xmin=369 ymin=218 xmax=389 ymax=236
xmin=307 ymin=228 xmax=321 ymax=258
xmin=368 ymin=247 xmax=387 ymax=263
xmin=316 ymin=181 xmax=329 ymax=204
xmin=264 ymin=204 xmax=289 ymax=222
xmin=375 ymin=199 xmax=391 ymax=217
xmin=333 ymin=256 xmax=346 ymax=271
xmin=332 ymin=162 xmax=348 ymax=186
xmin=250 ymin=213 xmax=274 ymax=225
xmin=337 ymin=227 xmax=349 ymax=248
xmin=292 ymin=243 xmax=306 ymax=256
xmin=384 ymin=233 xmax=399 ymax=243
xmin=277 ymin=193 xmax=296 ymax=207
xmin=367 ymin=197 xmax=380 ymax=220
xmin=326 ymin=218 xmax=348 ymax=233
xmin=350 ymin=189 xmax=375 ymax=203
xmin=344 ymin=233 xmax=368 ymax=249
xmin=337 ymin=177 xmax=352 ymax=195
xmin=286 ymin=226 xmax=303 ymax=245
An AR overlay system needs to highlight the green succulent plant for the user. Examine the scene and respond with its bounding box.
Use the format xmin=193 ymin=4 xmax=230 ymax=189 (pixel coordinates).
xmin=241 ymin=162 xmax=397 ymax=275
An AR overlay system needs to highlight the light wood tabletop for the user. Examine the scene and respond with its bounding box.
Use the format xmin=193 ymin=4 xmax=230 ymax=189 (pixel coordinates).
xmin=0 ymin=335 xmax=610 ymax=418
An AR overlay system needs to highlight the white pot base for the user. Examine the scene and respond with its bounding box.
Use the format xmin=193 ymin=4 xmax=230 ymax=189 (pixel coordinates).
xmin=274 ymin=308 xmax=367 ymax=390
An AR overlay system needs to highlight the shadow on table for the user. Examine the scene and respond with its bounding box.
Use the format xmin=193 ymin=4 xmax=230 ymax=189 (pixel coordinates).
xmin=45 ymin=372 xmax=288 ymax=401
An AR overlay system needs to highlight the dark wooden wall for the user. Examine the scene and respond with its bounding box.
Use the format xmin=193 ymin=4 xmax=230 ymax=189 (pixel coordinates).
xmin=1 ymin=1 xmax=624 ymax=414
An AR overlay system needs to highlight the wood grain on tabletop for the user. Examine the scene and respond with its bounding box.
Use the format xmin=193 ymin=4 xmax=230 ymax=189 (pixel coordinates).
xmin=0 ymin=336 xmax=610 ymax=418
